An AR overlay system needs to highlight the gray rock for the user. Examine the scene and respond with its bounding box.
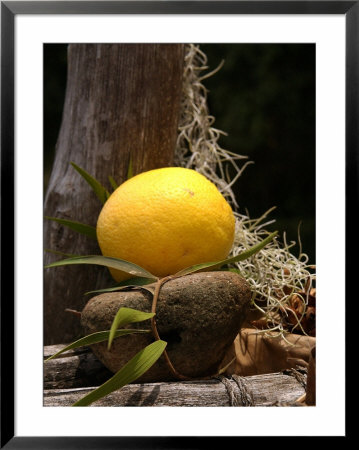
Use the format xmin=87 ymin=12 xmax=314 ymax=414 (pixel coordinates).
xmin=81 ymin=271 xmax=251 ymax=382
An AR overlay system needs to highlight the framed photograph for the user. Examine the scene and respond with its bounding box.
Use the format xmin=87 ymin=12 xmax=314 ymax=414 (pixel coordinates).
xmin=1 ymin=1 xmax=353 ymax=447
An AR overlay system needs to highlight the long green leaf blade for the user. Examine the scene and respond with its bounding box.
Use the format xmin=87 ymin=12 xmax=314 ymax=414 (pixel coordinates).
xmin=222 ymin=231 xmax=278 ymax=263
xmin=108 ymin=307 xmax=155 ymax=350
xmin=44 ymin=329 xmax=150 ymax=361
xmin=227 ymin=268 xmax=241 ymax=274
xmin=71 ymin=162 xmax=110 ymax=204
xmin=108 ymin=175 xmax=119 ymax=191
xmin=45 ymin=216 xmax=97 ymax=240
xmin=45 ymin=255 xmax=158 ymax=281
xmin=127 ymin=157 xmax=133 ymax=180
xmin=44 ymin=248 xmax=79 ymax=258
xmin=73 ymin=340 xmax=167 ymax=406
xmin=175 ymin=231 xmax=278 ymax=277
xmin=85 ymin=277 xmax=155 ymax=295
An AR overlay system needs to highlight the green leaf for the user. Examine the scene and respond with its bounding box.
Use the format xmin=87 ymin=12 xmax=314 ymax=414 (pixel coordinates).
xmin=108 ymin=307 xmax=155 ymax=350
xmin=72 ymin=340 xmax=167 ymax=406
xmin=226 ymin=268 xmax=242 ymax=274
xmin=108 ymin=175 xmax=119 ymax=191
xmin=127 ymin=157 xmax=133 ymax=180
xmin=224 ymin=231 xmax=278 ymax=263
xmin=70 ymin=162 xmax=110 ymax=204
xmin=45 ymin=255 xmax=158 ymax=281
xmin=85 ymin=277 xmax=155 ymax=295
xmin=44 ymin=248 xmax=79 ymax=258
xmin=116 ymin=276 xmax=155 ymax=287
xmin=175 ymin=231 xmax=278 ymax=277
xmin=45 ymin=216 xmax=97 ymax=240
xmin=44 ymin=328 xmax=150 ymax=361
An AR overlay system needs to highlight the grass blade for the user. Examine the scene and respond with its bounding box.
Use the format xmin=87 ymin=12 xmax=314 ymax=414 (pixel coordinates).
xmin=44 ymin=248 xmax=79 ymax=258
xmin=127 ymin=157 xmax=133 ymax=180
xmin=45 ymin=255 xmax=158 ymax=281
xmin=175 ymin=231 xmax=278 ymax=277
xmin=71 ymin=162 xmax=110 ymax=204
xmin=45 ymin=216 xmax=97 ymax=240
xmin=73 ymin=340 xmax=167 ymax=406
xmin=85 ymin=277 xmax=154 ymax=295
xmin=116 ymin=277 xmax=155 ymax=288
xmin=227 ymin=268 xmax=242 ymax=274
xmin=221 ymin=231 xmax=278 ymax=264
xmin=44 ymin=328 xmax=150 ymax=361
xmin=108 ymin=175 xmax=119 ymax=191
xmin=108 ymin=307 xmax=155 ymax=350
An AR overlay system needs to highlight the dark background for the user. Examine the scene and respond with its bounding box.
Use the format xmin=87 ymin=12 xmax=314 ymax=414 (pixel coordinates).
xmin=44 ymin=43 xmax=315 ymax=264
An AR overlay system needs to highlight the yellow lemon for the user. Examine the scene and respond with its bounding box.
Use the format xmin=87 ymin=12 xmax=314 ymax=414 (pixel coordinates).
xmin=96 ymin=167 xmax=235 ymax=281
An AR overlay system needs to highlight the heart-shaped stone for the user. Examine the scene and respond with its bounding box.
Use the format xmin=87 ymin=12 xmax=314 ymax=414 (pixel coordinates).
xmin=81 ymin=271 xmax=251 ymax=382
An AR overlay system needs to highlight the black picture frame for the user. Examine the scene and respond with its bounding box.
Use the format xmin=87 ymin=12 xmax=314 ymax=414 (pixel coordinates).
xmin=1 ymin=1 xmax=353 ymax=447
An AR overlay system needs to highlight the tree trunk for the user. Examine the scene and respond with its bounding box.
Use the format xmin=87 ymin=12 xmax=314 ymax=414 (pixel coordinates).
xmin=44 ymin=44 xmax=185 ymax=345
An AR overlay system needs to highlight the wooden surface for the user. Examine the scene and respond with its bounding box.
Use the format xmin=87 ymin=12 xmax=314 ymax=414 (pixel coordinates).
xmin=43 ymin=44 xmax=184 ymax=345
xmin=44 ymin=345 xmax=113 ymax=390
xmin=44 ymin=345 xmax=307 ymax=407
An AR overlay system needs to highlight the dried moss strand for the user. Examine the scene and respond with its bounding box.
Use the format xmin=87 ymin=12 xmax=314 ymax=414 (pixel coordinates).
xmin=175 ymin=44 xmax=316 ymax=339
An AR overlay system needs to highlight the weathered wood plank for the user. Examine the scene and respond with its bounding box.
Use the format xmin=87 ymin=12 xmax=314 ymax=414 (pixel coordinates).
xmin=44 ymin=344 xmax=307 ymax=406
xmin=44 ymin=344 xmax=88 ymax=359
xmin=44 ymin=352 xmax=112 ymax=390
xmin=44 ymin=345 xmax=112 ymax=389
xmin=43 ymin=373 xmax=306 ymax=407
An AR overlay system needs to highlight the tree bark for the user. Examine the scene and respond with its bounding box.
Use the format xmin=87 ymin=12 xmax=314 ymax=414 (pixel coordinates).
xmin=44 ymin=44 xmax=185 ymax=344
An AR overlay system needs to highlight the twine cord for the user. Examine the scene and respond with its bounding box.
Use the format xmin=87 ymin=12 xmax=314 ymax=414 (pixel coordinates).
xmin=283 ymin=367 xmax=307 ymax=389
xmin=217 ymin=375 xmax=254 ymax=407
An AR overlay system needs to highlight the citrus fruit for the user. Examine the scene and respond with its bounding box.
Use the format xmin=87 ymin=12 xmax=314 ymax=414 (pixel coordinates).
xmin=96 ymin=167 xmax=235 ymax=281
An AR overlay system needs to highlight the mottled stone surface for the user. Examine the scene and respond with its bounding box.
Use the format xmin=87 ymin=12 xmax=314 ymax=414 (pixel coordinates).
xmin=81 ymin=271 xmax=251 ymax=382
